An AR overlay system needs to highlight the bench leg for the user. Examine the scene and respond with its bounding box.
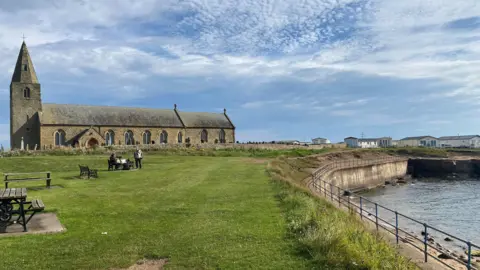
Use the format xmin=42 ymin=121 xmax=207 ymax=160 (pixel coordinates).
xmin=46 ymin=179 xmax=51 ymax=189
xmin=4 ymin=182 xmax=7 ymax=189
xmin=20 ymin=202 xmax=27 ymax=232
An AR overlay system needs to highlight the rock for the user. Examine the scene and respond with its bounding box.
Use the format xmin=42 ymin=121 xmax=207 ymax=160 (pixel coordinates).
xmin=397 ymin=180 xmax=407 ymax=184
xmin=428 ymin=237 xmax=435 ymax=243
xmin=466 ymin=250 xmax=480 ymax=257
xmin=444 ymin=237 xmax=453 ymax=242
xmin=343 ymin=190 xmax=352 ymax=196
xmin=436 ymin=243 xmax=443 ymax=249
xmin=438 ymin=253 xmax=452 ymax=259
xmin=385 ymin=180 xmax=391 ymax=185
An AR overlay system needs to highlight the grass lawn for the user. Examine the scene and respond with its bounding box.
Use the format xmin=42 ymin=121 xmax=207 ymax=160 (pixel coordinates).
xmin=0 ymin=154 xmax=312 ymax=270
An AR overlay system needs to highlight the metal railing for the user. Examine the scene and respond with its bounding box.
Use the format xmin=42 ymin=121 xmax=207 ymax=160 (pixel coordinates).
xmin=309 ymin=158 xmax=479 ymax=270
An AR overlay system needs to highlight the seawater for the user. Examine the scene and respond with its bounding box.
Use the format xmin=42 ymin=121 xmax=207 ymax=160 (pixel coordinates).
xmin=359 ymin=178 xmax=480 ymax=252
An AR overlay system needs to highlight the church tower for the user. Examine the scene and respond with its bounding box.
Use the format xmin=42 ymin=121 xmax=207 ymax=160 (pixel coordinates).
xmin=10 ymin=41 xmax=42 ymax=150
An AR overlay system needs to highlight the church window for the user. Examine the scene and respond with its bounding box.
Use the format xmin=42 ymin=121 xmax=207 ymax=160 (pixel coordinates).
xmin=219 ymin=129 xmax=225 ymax=143
xmin=105 ymin=130 xmax=115 ymax=146
xmin=54 ymin=130 xmax=66 ymax=146
xmin=143 ymin=130 xmax=152 ymax=144
xmin=23 ymin=87 xmax=30 ymax=98
xmin=177 ymin=132 xmax=183 ymax=143
xmin=125 ymin=130 xmax=134 ymax=145
xmin=22 ymin=63 xmax=28 ymax=71
xmin=160 ymin=131 xmax=168 ymax=144
xmin=201 ymin=129 xmax=208 ymax=143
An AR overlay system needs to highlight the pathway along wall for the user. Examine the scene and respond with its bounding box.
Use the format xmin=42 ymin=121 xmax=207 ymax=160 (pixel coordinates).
xmin=324 ymin=160 xmax=408 ymax=192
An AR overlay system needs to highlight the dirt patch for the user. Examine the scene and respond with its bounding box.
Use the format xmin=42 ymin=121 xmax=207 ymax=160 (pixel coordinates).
xmin=240 ymin=158 xmax=271 ymax=164
xmin=112 ymin=259 xmax=168 ymax=270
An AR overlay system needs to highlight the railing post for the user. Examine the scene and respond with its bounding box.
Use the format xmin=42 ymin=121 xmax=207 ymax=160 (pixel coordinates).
xmin=395 ymin=211 xmax=399 ymax=244
xmin=423 ymin=224 xmax=428 ymax=262
xmin=347 ymin=194 xmax=350 ymax=211
xmin=324 ymin=181 xmax=326 ymax=197
xmin=375 ymin=203 xmax=378 ymax=231
xmin=337 ymin=186 xmax=341 ymax=206
xmin=360 ymin=197 xmax=363 ymax=219
xmin=330 ymin=184 xmax=333 ymax=201
xmin=467 ymin=241 xmax=472 ymax=270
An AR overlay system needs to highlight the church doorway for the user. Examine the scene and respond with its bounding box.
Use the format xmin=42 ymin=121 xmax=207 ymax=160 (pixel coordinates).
xmin=86 ymin=138 xmax=99 ymax=148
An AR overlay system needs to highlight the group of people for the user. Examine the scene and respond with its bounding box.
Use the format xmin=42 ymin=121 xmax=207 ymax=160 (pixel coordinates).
xmin=109 ymin=148 xmax=144 ymax=170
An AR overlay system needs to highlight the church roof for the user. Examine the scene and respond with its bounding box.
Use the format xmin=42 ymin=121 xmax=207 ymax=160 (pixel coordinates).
xmin=176 ymin=111 xmax=234 ymax=128
xmin=40 ymin=103 xmax=184 ymax=127
xmin=39 ymin=103 xmax=234 ymax=128
xmin=11 ymin=42 xmax=39 ymax=84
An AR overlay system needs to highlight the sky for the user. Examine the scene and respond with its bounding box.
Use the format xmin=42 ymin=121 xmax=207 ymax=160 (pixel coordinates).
xmin=1 ymin=0 xmax=480 ymax=147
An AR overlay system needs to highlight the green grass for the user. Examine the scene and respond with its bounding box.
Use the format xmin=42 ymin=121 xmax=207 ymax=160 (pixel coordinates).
xmin=0 ymin=155 xmax=312 ymax=270
xmin=267 ymin=159 xmax=417 ymax=270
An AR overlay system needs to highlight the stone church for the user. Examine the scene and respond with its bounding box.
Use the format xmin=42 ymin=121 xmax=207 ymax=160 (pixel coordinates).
xmin=10 ymin=42 xmax=235 ymax=150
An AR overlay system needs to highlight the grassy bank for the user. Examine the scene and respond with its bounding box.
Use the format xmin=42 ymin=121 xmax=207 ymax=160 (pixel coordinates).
xmin=0 ymin=155 xmax=313 ymax=269
xmin=0 ymin=146 xmax=340 ymax=158
xmin=267 ymin=159 xmax=417 ymax=270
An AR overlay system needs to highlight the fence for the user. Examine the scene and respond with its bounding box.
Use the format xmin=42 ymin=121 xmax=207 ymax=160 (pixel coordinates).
xmin=310 ymin=158 xmax=479 ymax=270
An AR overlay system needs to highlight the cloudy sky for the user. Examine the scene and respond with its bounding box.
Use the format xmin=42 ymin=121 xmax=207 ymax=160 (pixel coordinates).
xmin=0 ymin=0 xmax=480 ymax=147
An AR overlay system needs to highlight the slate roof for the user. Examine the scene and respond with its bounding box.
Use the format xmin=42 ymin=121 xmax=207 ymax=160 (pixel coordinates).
xmin=39 ymin=103 xmax=233 ymax=128
xmin=400 ymin=136 xmax=437 ymax=141
xmin=176 ymin=111 xmax=234 ymax=128
xmin=438 ymin=135 xmax=480 ymax=140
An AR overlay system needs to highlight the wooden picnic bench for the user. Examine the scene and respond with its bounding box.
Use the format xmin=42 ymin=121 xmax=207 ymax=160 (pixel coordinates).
xmin=79 ymin=165 xmax=98 ymax=179
xmin=0 ymin=188 xmax=45 ymax=232
xmin=4 ymin=172 xmax=51 ymax=188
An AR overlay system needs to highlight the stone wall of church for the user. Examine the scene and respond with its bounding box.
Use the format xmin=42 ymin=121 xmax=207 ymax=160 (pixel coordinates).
xmin=185 ymin=128 xmax=235 ymax=144
xmin=40 ymin=125 xmax=235 ymax=147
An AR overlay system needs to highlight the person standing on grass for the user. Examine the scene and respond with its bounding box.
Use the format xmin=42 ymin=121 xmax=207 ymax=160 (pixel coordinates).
xmin=134 ymin=148 xmax=143 ymax=169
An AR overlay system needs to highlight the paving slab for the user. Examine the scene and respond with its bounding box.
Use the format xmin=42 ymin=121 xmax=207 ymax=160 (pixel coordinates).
xmin=0 ymin=213 xmax=65 ymax=237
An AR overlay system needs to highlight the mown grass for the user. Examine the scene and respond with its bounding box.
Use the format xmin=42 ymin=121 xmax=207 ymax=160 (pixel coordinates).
xmin=267 ymin=159 xmax=418 ymax=270
xmin=0 ymin=155 xmax=313 ymax=270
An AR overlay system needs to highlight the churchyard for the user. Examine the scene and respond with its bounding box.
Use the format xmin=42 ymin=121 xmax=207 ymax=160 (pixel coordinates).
xmin=0 ymin=151 xmax=415 ymax=269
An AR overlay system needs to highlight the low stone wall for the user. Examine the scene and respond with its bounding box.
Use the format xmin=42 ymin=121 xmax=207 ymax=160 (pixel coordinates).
xmin=325 ymin=161 xmax=408 ymax=191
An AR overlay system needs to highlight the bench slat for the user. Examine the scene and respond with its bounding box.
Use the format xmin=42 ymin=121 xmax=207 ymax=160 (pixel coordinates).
xmin=6 ymin=177 xmax=47 ymax=182
xmin=4 ymin=172 xmax=51 ymax=176
xmin=31 ymin=199 xmax=45 ymax=210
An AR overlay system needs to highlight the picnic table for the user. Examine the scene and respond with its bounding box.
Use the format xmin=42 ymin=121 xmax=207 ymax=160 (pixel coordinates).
xmin=0 ymin=188 xmax=45 ymax=232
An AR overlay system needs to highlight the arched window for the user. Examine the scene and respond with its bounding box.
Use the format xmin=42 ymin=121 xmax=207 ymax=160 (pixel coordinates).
xmin=125 ymin=130 xmax=134 ymax=145
xmin=54 ymin=130 xmax=66 ymax=146
xmin=105 ymin=130 xmax=115 ymax=146
xmin=23 ymin=88 xmax=30 ymax=98
xmin=201 ymin=129 xmax=208 ymax=143
xmin=177 ymin=132 xmax=183 ymax=143
xmin=143 ymin=130 xmax=151 ymax=144
xmin=219 ymin=129 xmax=226 ymax=143
xmin=160 ymin=130 xmax=168 ymax=144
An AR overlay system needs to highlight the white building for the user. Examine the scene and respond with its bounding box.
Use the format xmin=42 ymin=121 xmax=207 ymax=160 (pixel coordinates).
xmin=438 ymin=135 xmax=480 ymax=148
xmin=312 ymin=137 xmax=331 ymax=144
xmin=344 ymin=136 xmax=392 ymax=148
xmin=344 ymin=137 xmax=359 ymax=148
xmin=397 ymin=136 xmax=438 ymax=147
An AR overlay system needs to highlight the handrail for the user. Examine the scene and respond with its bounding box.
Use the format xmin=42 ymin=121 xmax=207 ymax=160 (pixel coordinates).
xmin=310 ymin=157 xmax=479 ymax=270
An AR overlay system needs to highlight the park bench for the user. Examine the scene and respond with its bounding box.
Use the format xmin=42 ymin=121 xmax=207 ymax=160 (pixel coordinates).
xmin=79 ymin=165 xmax=98 ymax=179
xmin=4 ymin=172 xmax=52 ymax=189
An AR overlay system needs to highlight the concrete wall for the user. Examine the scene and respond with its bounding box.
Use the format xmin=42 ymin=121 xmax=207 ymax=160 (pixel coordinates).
xmin=325 ymin=161 xmax=408 ymax=191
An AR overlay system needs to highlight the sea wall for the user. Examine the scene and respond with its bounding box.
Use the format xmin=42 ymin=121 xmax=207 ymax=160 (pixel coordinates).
xmin=325 ymin=160 xmax=408 ymax=191
xmin=408 ymin=158 xmax=480 ymax=178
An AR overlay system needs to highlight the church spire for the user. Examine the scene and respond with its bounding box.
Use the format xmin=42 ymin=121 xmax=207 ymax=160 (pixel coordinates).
xmin=11 ymin=41 xmax=39 ymax=84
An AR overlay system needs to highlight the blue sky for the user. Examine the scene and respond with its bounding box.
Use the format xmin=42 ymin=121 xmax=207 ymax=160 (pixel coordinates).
xmin=1 ymin=0 xmax=480 ymax=147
